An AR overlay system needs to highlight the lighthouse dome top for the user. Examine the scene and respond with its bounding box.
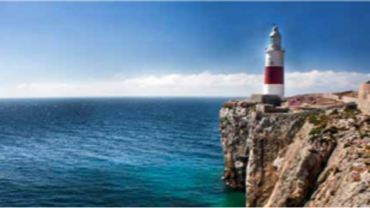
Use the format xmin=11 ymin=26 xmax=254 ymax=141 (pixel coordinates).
xmin=268 ymin=25 xmax=282 ymax=51
xmin=270 ymin=26 xmax=280 ymax=36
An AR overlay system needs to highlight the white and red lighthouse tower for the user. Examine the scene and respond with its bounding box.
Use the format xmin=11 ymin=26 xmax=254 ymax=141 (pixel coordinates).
xmin=264 ymin=26 xmax=285 ymax=98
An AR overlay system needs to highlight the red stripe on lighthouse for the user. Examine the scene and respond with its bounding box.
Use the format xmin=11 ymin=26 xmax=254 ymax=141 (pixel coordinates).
xmin=264 ymin=66 xmax=284 ymax=84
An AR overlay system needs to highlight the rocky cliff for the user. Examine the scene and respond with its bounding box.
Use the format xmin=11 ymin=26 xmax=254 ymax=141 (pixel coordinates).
xmin=220 ymin=97 xmax=370 ymax=207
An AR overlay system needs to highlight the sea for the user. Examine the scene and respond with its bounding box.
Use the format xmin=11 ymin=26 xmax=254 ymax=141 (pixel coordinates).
xmin=0 ymin=98 xmax=245 ymax=207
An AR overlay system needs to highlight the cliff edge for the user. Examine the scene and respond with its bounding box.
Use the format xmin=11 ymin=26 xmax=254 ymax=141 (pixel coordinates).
xmin=220 ymin=94 xmax=370 ymax=207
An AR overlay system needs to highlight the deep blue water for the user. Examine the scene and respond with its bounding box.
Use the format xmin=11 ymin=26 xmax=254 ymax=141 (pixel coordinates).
xmin=0 ymin=98 xmax=245 ymax=207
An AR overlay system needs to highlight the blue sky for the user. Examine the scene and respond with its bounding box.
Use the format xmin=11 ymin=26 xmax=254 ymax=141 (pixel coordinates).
xmin=0 ymin=2 xmax=370 ymax=97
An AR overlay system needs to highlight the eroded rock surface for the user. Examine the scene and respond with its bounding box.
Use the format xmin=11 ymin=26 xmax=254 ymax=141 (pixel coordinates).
xmin=220 ymin=98 xmax=370 ymax=207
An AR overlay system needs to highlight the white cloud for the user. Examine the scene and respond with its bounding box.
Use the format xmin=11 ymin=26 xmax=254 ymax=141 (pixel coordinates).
xmin=4 ymin=70 xmax=370 ymax=98
xmin=285 ymin=70 xmax=370 ymax=95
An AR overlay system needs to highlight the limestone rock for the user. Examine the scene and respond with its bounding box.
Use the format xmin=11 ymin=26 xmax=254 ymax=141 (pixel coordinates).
xmin=220 ymin=98 xmax=370 ymax=207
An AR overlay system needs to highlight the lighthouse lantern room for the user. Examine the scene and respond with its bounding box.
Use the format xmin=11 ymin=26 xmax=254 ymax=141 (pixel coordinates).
xmin=264 ymin=26 xmax=285 ymax=98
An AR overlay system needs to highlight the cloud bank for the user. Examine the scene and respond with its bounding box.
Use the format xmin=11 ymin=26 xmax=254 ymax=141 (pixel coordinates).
xmin=8 ymin=70 xmax=370 ymax=98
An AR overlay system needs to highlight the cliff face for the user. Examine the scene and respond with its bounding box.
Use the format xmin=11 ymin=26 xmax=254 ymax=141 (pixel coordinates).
xmin=220 ymin=101 xmax=370 ymax=207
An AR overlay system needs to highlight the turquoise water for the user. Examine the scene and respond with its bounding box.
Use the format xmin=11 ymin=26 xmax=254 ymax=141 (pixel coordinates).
xmin=0 ymin=98 xmax=245 ymax=207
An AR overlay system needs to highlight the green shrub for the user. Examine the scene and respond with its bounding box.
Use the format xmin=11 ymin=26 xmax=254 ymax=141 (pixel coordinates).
xmin=323 ymin=126 xmax=338 ymax=134
xmin=308 ymin=114 xmax=329 ymax=127
xmin=309 ymin=128 xmax=322 ymax=135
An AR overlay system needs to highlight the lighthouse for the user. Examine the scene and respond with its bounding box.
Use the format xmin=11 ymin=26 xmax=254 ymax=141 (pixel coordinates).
xmin=264 ymin=26 xmax=285 ymax=98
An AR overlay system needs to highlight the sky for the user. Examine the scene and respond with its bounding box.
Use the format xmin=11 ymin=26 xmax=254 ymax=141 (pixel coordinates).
xmin=0 ymin=1 xmax=370 ymax=98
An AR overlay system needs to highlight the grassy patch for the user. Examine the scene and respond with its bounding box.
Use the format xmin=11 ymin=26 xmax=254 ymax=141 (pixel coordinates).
xmin=309 ymin=128 xmax=322 ymax=136
xmin=308 ymin=114 xmax=329 ymax=127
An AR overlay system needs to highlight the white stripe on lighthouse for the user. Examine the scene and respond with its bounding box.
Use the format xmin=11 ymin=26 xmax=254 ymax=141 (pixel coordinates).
xmin=265 ymin=50 xmax=284 ymax=67
xmin=264 ymin=84 xmax=284 ymax=97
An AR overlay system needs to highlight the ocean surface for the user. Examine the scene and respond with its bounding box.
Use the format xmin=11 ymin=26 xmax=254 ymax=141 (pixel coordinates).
xmin=0 ymin=98 xmax=245 ymax=207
